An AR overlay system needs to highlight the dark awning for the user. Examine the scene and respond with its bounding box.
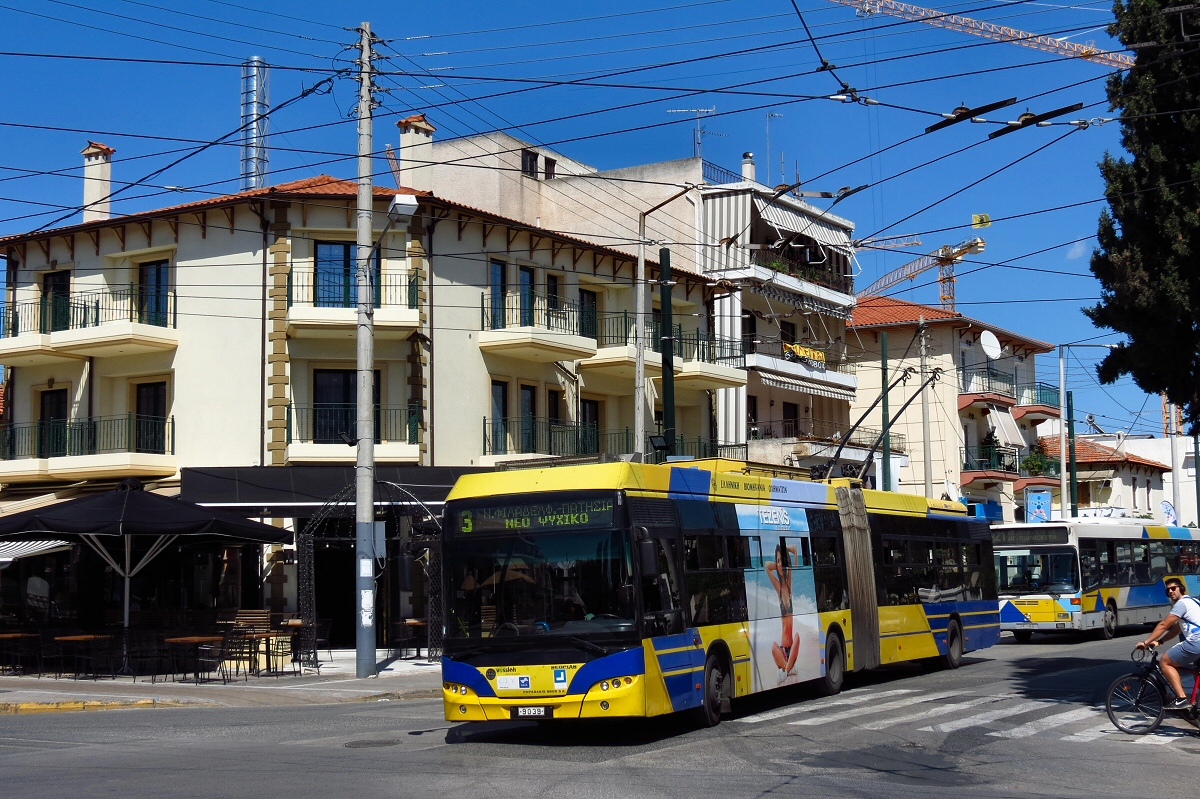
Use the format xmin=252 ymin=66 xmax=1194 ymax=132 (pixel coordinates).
xmin=180 ymin=465 xmax=491 ymax=518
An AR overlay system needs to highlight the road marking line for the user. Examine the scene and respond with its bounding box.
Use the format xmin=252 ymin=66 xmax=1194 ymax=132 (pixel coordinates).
xmin=987 ymin=706 xmax=1100 ymax=738
xmin=733 ymin=689 xmax=917 ymax=724
xmin=789 ymin=690 xmax=968 ymax=727
xmin=1060 ymin=721 xmax=1114 ymax=742
xmin=860 ymin=696 xmax=1000 ymax=730
xmin=919 ymin=700 xmax=1052 ymax=732
xmin=1134 ymin=729 xmax=1192 ymax=745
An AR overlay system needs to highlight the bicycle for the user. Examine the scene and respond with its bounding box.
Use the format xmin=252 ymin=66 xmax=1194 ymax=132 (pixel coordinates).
xmin=1106 ymin=647 xmax=1200 ymax=735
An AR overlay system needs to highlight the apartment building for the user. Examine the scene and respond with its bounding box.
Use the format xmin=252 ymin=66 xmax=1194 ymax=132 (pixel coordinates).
xmin=427 ymin=127 xmax=867 ymax=472
xmin=1036 ymin=435 xmax=1169 ymax=522
xmin=848 ymin=297 xmax=1059 ymax=521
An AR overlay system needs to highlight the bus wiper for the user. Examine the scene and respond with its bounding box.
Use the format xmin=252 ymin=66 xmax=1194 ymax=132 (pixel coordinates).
xmin=558 ymin=635 xmax=609 ymax=656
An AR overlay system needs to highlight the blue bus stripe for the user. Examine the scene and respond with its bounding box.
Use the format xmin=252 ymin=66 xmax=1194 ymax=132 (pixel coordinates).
xmin=657 ymin=649 xmax=705 ymax=672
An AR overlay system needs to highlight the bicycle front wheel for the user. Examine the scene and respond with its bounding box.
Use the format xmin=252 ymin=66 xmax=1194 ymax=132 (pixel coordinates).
xmin=1106 ymin=673 xmax=1164 ymax=734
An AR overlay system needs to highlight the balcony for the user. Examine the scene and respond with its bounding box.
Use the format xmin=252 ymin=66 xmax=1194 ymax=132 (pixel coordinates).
xmin=286 ymin=403 xmax=419 ymax=463
xmin=674 ymin=333 xmax=747 ymax=390
xmin=749 ymin=417 xmax=906 ymax=454
xmin=0 ymin=414 xmax=176 ymax=483
xmin=957 ymin=367 xmax=1016 ymax=409
xmin=481 ymin=417 xmax=743 ymax=465
xmin=286 ymin=269 xmax=419 ymax=339
xmin=1015 ymin=454 xmax=1062 ymax=491
xmin=748 ymin=248 xmax=854 ymax=295
xmin=578 ymin=312 xmax=676 ymax=383
xmin=742 ymin=337 xmax=858 ymax=392
xmin=961 ymin=444 xmax=1020 ymax=485
xmin=0 ymin=287 xmax=179 ymax=366
xmin=478 ymin=289 xmax=597 ymax=362
xmin=1013 ymin=381 xmax=1061 ymax=421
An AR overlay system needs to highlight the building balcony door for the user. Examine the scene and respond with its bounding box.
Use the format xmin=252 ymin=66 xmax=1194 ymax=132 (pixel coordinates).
xmin=311 ymin=369 xmax=379 ymax=444
xmin=139 ymin=260 xmax=171 ymax=327
xmin=39 ymin=388 xmax=68 ymax=458
xmin=42 ymin=271 xmax=71 ymax=333
xmin=135 ymin=381 xmax=168 ymax=454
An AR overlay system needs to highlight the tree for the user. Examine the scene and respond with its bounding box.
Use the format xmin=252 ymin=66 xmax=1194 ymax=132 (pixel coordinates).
xmin=1086 ymin=0 xmax=1200 ymax=430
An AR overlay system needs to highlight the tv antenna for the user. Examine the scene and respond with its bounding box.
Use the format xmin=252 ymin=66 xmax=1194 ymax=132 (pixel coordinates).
xmin=667 ymin=107 xmax=721 ymax=158
xmin=766 ymin=111 xmax=783 ymax=186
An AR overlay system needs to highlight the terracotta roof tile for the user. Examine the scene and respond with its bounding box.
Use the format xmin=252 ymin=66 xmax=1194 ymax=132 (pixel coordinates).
xmin=1037 ymin=435 xmax=1171 ymax=471
xmin=849 ymin=295 xmax=1052 ymax=353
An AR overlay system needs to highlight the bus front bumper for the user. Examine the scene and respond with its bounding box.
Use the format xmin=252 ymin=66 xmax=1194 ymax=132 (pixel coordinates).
xmin=443 ymin=676 xmax=646 ymax=722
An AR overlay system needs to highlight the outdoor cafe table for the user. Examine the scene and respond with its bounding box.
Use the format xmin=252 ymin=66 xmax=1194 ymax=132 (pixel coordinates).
xmin=241 ymin=630 xmax=293 ymax=675
xmin=164 ymin=635 xmax=223 ymax=684
xmin=404 ymin=619 xmax=429 ymax=658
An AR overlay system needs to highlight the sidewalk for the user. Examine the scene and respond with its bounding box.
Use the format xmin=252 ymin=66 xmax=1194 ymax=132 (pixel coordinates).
xmin=0 ymin=649 xmax=443 ymax=714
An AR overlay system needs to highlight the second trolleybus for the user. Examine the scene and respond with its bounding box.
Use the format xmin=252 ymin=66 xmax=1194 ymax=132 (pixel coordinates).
xmin=439 ymin=459 xmax=1000 ymax=725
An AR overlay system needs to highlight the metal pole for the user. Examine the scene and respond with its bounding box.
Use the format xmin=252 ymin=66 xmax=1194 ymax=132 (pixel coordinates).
xmin=634 ymin=214 xmax=646 ymax=462
xmin=1068 ymin=390 xmax=1079 ymax=517
xmin=1169 ymin=403 xmax=1181 ymax=521
xmin=919 ymin=317 xmax=932 ymax=498
xmin=660 ymin=247 xmax=675 ymax=456
xmin=1193 ymin=434 xmax=1199 ymax=526
xmin=354 ymin=22 xmax=377 ymax=679
xmin=1058 ymin=345 xmax=1068 ymax=519
xmin=881 ymin=331 xmax=890 ymax=491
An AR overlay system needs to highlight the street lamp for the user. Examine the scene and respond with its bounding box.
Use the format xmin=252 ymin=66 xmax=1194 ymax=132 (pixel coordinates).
xmin=1058 ymin=343 xmax=1116 ymax=518
xmin=635 ymin=185 xmax=694 ymax=461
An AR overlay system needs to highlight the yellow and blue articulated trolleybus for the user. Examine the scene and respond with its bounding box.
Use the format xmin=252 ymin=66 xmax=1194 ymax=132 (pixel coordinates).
xmin=440 ymin=459 xmax=1000 ymax=726
xmin=994 ymin=520 xmax=1200 ymax=642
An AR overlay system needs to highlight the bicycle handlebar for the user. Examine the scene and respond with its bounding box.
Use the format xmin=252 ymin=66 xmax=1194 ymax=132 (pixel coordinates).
xmin=1132 ymin=647 xmax=1157 ymax=663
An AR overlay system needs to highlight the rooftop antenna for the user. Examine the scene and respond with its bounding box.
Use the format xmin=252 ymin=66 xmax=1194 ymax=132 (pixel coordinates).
xmin=240 ymin=56 xmax=269 ymax=190
xmin=667 ymin=106 xmax=718 ymax=158
xmin=765 ymin=111 xmax=783 ymax=186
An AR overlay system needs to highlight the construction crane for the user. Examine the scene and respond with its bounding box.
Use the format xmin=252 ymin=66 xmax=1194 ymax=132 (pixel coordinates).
xmin=855 ymin=236 xmax=986 ymax=311
xmin=825 ymin=0 xmax=1134 ymax=69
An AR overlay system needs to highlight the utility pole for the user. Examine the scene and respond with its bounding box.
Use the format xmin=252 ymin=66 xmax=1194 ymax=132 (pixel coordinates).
xmin=919 ymin=316 xmax=932 ymax=498
xmin=1170 ymin=402 xmax=1182 ymax=521
xmin=659 ymin=247 xmax=675 ymax=455
xmin=1058 ymin=345 xmax=1067 ymax=519
xmin=881 ymin=331 xmax=890 ymax=491
xmin=635 ymin=219 xmax=647 ymax=463
xmin=1067 ymin=390 xmax=1079 ymax=517
xmin=354 ymin=22 xmax=376 ymax=680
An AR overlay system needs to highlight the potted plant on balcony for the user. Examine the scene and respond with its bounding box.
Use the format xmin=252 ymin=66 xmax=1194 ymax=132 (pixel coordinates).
xmin=1021 ymin=442 xmax=1051 ymax=476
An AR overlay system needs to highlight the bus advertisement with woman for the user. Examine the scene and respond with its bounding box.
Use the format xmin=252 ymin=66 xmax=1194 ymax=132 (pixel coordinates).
xmin=994 ymin=520 xmax=1200 ymax=642
xmin=440 ymin=459 xmax=1000 ymax=726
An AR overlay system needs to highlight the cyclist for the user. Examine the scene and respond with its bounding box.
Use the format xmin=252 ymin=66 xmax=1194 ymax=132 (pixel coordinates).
xmin=1136 ymin=577 xmax=1200 ymax=710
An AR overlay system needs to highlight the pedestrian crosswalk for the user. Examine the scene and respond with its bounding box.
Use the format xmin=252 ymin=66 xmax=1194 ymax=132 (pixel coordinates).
xmin=734 ymin=686 xmax=1199 ymax=748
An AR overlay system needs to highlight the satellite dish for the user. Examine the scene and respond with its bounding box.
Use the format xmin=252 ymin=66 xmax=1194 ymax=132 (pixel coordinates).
xmin=980 ymin=330 xmax=1002 ymax=360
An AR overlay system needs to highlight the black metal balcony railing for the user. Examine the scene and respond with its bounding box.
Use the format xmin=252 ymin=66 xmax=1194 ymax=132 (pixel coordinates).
xmin=0 ymin=415 xmax=174 ymax=460
xmin=1019 ymin=457 xmax=1062 ymax=479
xmin=287 ymin=270 xmax=418 ymax=310
xmin=958 ymin=367 xmax=1016 ymax=398
xmin=2 ymin=286 xmax=177 ymax=338
xmin=961 ymin=445 xmax=1020 ymax=474
xmin=1016 ymin=381 xmax=1060 ymax=408
xmin=748 ymin=418 xmax=906 ymax=453
xmin=678 ymin=332 xmax=746 ymax=368
xmin=483 ymin=417 xmax=632 ymax=457
xmin=594 ymin=312 xmax=683 ymax=356
xmin=701 ymin=160 xmax=744 ymax=186
xmin=646 ymin=437 xmax=748 ymax=464
xmin=743 ymin=337 xmax=857 ymax=375
xmin=288 ymin=404 xmax=419 ymax=445
xmin=480 ymin=289 xmax=591 ymax=337
xmin=748 ymin=248 xmax=854 ymax=295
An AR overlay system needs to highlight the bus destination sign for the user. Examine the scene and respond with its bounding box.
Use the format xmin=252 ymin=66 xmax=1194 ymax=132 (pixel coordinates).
xmin=992 ymin=527 xmax=1070 ymax=547
xmin=457 ymin=498 xmax=615 ymax=534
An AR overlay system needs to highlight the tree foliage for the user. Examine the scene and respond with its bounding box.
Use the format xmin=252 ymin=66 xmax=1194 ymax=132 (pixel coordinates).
xmin=1086 ymin=0 xmax=1200 ymax=429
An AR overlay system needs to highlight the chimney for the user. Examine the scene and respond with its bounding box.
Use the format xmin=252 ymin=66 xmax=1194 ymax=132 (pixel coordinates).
xmin=81 ymin=141 xmax=115 ymax=222
xmin=240 ymin=56 xmax=270 ymax=191
xmin=397 ymin=114 xmax=437 ymax=193
xmin=741 ymin=152 xmax=756 ymax=183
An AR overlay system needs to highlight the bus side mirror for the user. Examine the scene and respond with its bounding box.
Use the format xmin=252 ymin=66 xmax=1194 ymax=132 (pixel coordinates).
xmin=639 ymin=539 xmax=658 ymax=579
xmin=398 ymin=551 xmax=416 ymax=593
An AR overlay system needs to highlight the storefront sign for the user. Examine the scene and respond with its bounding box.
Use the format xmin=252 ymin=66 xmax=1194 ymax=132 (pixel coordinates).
xmin=783 ymin=342 xmax=827 ymax=368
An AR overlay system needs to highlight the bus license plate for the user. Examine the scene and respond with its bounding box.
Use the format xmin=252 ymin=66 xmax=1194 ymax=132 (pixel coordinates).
xmin=1014 ymin=623 xmax=1036 ymax=628
xmin=515 ymin=706 xmax=549 ymax=718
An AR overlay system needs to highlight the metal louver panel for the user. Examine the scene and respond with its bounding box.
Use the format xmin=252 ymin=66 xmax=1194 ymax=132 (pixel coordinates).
xmin=626 ymin=496 xmax=678 ymax=529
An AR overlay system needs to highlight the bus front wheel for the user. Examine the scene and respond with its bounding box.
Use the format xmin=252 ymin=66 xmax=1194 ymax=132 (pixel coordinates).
xmin=1100 ymin=603 xmax=1118 ymax=640
xmin=1012 ymin=630 xmax=1033 ymax=643
xmin=692 ymin=651 xmax=727 ymax=728
xmin=819 ymin=633 xmax=845 ymax=696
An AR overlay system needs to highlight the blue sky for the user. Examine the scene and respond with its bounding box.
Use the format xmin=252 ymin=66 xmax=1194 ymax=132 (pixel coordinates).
xmin=0 ymin=0 xmax=1164 ymax=437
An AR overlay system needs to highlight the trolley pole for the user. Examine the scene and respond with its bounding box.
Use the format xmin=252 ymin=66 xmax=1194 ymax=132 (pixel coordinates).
xmin=919 ymin=317 xmax=932 ymax=498
xmin=354 ymin=22 xmax=377 ymax=679
xmin=659 ymin=247 xmax=675 ymax=455
xmin=881 ymin=331 xmax=890 ymax=491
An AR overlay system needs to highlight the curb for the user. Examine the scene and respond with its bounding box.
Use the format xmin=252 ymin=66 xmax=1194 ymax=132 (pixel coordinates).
xmin=0 ymin=698 xmax=194 ymax=715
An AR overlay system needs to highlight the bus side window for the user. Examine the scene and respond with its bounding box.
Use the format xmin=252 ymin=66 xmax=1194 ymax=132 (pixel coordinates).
xmin=642 ymin=537 xmax=684 ymax=635
xmin=1080 ymin=542 xmax=1101 ymax=591
xmin=800 ymin=537 xmax=811 ymax=567
xmin=727 ymin=536 xmax=753 ymax=569
xmin=1181 ymin=543 xmax=1199 ymax=575
xmin=1101 ymin=541 xmax=1119 ymax=586
xmin=812 ymin=534 xmax=848 ymax=612
xmin=1132 ymin=541 xmax=1151 ymax=584
xmin=1148 ymin=541 xmax=1172 ymax=581
xmin=747 ymin=536 xmax=762 ymax=568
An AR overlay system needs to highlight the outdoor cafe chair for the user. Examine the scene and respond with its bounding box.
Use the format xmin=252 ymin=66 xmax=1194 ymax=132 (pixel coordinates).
xmin=268 ymin=632 xmax=298 ymax=676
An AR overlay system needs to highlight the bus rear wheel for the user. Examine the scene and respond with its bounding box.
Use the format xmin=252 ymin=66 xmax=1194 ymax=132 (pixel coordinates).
xmin=819 ymin=633 xmax=845 ymax=696
xmin=943 ymin=620 xmax=964 ymax=669
xmin=691 ymin=651 xmax=727 ymax=728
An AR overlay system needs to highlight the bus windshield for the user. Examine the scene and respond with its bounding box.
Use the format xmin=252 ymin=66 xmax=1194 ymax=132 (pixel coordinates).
xmin=996 ymin=547 xmax=1080 ymax=595
xmin=444 ymin=529 xmax=637 ymax=642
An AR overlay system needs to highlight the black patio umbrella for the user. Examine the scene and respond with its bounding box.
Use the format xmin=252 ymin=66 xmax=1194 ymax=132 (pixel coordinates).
xmin=0 ymin=478 xmax=292 ymax=631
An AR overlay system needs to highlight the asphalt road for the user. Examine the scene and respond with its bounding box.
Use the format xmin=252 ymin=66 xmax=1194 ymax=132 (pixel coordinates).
xmin=2 ymin=630 xmax=1196 ymax=799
